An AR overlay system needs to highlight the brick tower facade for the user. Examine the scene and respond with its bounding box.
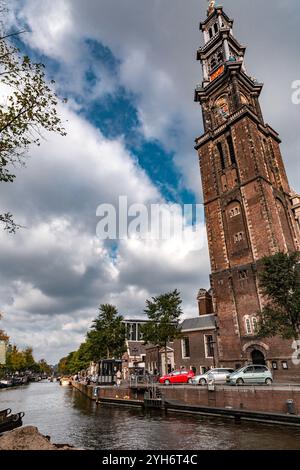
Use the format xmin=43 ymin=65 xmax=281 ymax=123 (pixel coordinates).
xmin=194 ymin=5 xmax=300 ymax=378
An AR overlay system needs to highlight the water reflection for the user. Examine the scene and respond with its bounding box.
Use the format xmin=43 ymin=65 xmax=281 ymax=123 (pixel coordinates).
xmin=1 ymin=382 xmax=300 ymax=450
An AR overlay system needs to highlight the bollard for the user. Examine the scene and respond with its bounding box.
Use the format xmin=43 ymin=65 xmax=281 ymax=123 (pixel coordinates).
xmin=286 ymin=399 xmax=296 ymax=415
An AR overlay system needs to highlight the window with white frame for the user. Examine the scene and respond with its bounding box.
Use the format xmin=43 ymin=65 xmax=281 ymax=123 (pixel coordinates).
xmin=245 ymin=316 xmax=252 ymax=335
xmin=229 ymin=206 xmax=241 ymax=218
xmin=182 ymin=337 xmax=190 ymax=359
xmin=234 ymin=232 xmax=244 ymax=243
xmin=252 ymin=317 xmax=258 ymax=334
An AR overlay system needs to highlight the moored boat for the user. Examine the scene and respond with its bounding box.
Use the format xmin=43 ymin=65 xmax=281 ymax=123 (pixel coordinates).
xmin=0 ymin=412 xmax=24 ymax=434
xmin=59 ymin=377 xmax=71 ymax=386
xmin=0 ymin=379 xmax=13 ymax=388
xmin=0 ymin=409 xmax=12 ymax=421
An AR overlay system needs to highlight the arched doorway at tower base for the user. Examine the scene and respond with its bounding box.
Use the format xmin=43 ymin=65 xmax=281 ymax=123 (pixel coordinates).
xmin=244 ymin=344 xmax=268 ymax=365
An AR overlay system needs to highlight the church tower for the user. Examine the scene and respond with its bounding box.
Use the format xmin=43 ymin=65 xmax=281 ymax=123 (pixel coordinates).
xmin=195 ymin=4 xmax=300 ymax=375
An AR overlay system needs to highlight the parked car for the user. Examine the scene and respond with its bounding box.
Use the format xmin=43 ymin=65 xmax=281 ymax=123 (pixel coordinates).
xmin=227 ymin=365 xmax=273 ymax=386
xmin=159 ymin=370 xmax=195 ymax=385
xmin=191 ymin=368 xmax=235 ymax=386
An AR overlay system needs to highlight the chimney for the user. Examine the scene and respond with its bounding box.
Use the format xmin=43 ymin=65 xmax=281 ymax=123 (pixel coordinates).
xmin=197 ymin=289 xmax=214 ymax=316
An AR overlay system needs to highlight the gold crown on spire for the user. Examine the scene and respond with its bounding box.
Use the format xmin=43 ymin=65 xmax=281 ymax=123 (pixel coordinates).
xmin=207 ymin=0 xmax=216 ymax=16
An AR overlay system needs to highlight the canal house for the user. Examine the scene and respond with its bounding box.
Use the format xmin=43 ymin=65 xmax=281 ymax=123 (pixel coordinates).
xmin=122 ymin=319 xmax=149 ymax=379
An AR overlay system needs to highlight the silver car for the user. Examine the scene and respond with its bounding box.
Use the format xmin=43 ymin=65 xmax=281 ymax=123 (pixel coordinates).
xmin=227 ymin=365 xmax=273 ymax=386
xmin=191 ymin=368 xmax=235 ymax=386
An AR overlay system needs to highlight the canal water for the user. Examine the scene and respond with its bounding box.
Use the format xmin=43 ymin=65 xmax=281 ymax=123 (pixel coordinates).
xmin=1 ymin=382 xmax=300 ymax=450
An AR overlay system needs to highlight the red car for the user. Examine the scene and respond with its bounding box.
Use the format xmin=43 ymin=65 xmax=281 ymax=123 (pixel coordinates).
xmin=159 ymin=370 xmax=195 ymax=385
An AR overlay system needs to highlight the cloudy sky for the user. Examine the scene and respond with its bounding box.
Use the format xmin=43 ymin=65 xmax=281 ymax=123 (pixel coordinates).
xmin=0 ymin=0 xmax=300 ymax=364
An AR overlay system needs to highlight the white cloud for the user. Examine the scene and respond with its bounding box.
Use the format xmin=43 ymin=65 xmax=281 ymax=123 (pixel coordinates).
xmin=0 ymin=100 xmax=210 ymax=363
xmin=13 ymin=0 xmax=300 ymax=195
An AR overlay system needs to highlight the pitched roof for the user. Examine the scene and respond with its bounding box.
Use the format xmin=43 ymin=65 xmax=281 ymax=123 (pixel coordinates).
xmin=180 ymin=314 xmax=216 ymax=332
xmin=127 ymin=341 xmax=147 ymax=356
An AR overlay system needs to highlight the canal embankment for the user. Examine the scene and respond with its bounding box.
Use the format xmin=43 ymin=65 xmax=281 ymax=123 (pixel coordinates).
xmin=72 ymin=381 xmax=300 ymax=426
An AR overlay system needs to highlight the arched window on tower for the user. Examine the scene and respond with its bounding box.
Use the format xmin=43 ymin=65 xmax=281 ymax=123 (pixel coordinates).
xmin=276 ymin=198 xmax=295 ymax=252
xmin=210 ymin=57 xmax=217 ymax=71
xmin=217 ymin=51 xmax=223 ymax=64
xmin=214 ymin=23 xmax=218 ymax=34
xmin=245 ymin=316 xmax=252 ymax=335
xmin=226 ymin=201 xmax=249 ymax=256
xmin=217 ymin=142 xmax=226 ymax=170
xmin=227 ymin=135 xmax=236 ymax=165
xmin=252 ymin=317 xmax=258 ymax=334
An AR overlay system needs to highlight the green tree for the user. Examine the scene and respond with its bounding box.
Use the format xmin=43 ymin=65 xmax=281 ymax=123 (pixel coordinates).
xmin=23 ymin=346 xmax=35 ymax=370
xmin=58 ymin=355 xmax=70 ymax=375
xmin=0 ymin=16 xmax=66 ymax=232
xmin=58 ymin=346 xmax=91 ymax=375
xmin=37 ymin=358 xmax=51 ymax=375
xmin=74 ymin=342 xmax=92 ymax=371
xmin=141 ymin=289 xmax=182 ymax=375
xmin=86 ymin=304 xmax=126 ymax=361
xmin=0 ymin=311 xmax=9 ymax=342
xmin=258 ymin=251 xmax=300 ymax=345
xmin=6 ymin=344 xmax=26 ymax=372
xmin=66 ymin=351 xmax=78 ymax=374
xmin=58 ymin=352 xmax=76 ymax=375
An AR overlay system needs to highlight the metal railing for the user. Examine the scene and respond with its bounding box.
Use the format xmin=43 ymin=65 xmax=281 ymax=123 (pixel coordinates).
xmin=129 ymin=374 xmax=159 ymax=388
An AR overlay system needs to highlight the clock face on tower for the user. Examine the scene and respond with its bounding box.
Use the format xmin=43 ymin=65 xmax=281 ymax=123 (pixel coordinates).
xmin=215 ymin=96 xmax=229 ymax=122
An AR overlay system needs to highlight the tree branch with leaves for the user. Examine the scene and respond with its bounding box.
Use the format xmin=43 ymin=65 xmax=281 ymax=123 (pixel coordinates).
xmin=258 ymin=251 xmax=300 ymax=345
xmin=0 ymin=14 xmax=66 ymax=232
xmin=86 ymin=304 xmax=126 ymax=361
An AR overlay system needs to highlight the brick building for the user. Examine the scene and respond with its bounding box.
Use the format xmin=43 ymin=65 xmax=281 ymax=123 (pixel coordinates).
xmin=145 ymin=344 xmax=175 ymax=376
xmin=194 ymin=5 xmax=300 ymax=380
xmin=173 ymin=289 xmax=216 ymax=374
xmin=145 ymin=290 xmax=216 ymax=375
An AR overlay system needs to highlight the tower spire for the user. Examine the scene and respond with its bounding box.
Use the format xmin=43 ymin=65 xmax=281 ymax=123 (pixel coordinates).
xmin=207 ymin=0 xmax=216 ymax=17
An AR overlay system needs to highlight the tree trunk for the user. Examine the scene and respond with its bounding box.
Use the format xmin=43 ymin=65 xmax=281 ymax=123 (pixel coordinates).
xmin=157 ymin=346 xmax=160 ymax=376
